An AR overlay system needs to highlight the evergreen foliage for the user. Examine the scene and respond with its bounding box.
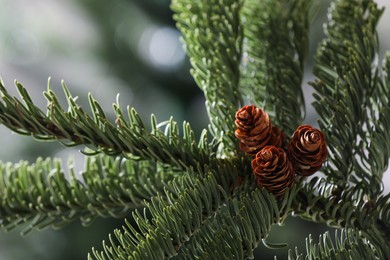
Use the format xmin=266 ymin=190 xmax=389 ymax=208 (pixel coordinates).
xmin=0 ymin=81 xmax=211 ymax=169
xmin=311 ymin=0 xmax=388 ymax=195
xmin=288 ymin=229 xmax=380 ymax=259
xmin=172 ymin=0 xmax=244 ymax=155
xmin=241 ymin=0 xmax=310 ymax=135
xmin=0 ymin=0 xmax=390 ymax=259
xmin=0 ymin=156 xmax=178 ymax=235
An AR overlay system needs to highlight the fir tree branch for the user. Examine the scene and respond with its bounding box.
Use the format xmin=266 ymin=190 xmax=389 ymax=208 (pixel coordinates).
xmin=176 ymin=185 xmax=299 ymax=259
xmin=171 ymin=0 xmax=243 ymax=155
xmin=292 ymin=177 xmax=390 ymax=259
xmin=311 ymin=0 xmax=385 ymax=191
xmin=89 ymin=160 xmax=299 ymax=259
xmin=0 ymin=0 xmax=388 ymax=259
xmin=0 ymin=155 xmax=180 ymax=235
xmin=0 ymin=80 xmax=212 ymax=169
xmin=241 ymin=0 xmax=310 ymax=135
xmin=357 ymin=52 xmax=390 ymax=196
xmin=288 ymin=229 xmax=380 ymax=260
xmin=89 ymin=170 xmax=239 ymax=259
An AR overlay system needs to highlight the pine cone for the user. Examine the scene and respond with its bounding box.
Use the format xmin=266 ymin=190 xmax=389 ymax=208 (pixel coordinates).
xmin=252 ymin=146 xmax=294 ymax=197
xmin=234 ymin=105 xmax=273 ymax=156
xmin=287 ymin=125 xmax=328 ymax=176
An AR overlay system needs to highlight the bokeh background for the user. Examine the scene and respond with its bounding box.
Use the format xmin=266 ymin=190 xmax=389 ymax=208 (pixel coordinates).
xmin=0 ymin=1 xmax=389 ymax=259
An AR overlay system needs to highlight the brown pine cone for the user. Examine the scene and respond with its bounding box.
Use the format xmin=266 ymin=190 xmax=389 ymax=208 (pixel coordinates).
xmin=252 ymin=146 xmax=295 ymax=197
xmin=234 ymin=105 xmax=273 ymax=156
xmin=287 ymin=125 xmax=328 ymax=176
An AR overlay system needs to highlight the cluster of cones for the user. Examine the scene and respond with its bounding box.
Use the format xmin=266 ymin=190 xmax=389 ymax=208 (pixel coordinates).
xmin=235 ymin=105 xmax=328 ymax=197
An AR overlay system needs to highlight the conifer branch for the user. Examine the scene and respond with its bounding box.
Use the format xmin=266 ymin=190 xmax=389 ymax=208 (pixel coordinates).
xmin=0 ymin=156 xmax=179 ymax=235
xmin=241 ymin=0 xmax=310 ymax=135
xmin=0 ymin=80 xmax=212 ymax=169
xmin=177 ymin=185 xmax=299 ymax=259
xmin=358 ymin=52 xmax=390 ymax=195
xmin=311 ymin=0 xmax=385 ymax=191
xmin=292 ymin=177 xmax=390 ymax=258
xmin=171 ymin=0 xmax=243 ymax=155
xmin=89 ymin=165 xmax=299 ymax=259
xmin=89 ymin=171 xmax=238 ymax=259
xmin=288 ymin=229 xmax=380 ymax=260
xmin=0 ymin=0 xmax=389 ymax=258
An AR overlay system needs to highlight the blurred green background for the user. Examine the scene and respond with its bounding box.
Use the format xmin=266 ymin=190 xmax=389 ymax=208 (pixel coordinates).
xmin=0 ymin=0 xmax=389 ymax=259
